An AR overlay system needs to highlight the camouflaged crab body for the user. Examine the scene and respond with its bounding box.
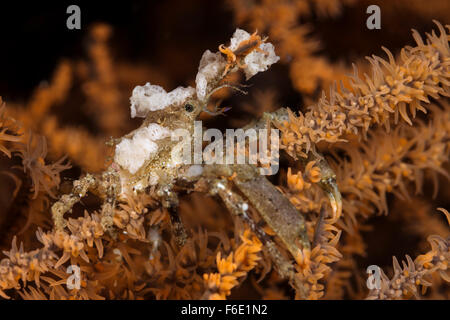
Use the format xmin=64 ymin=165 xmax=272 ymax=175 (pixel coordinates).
xmin=51 ymin=95 xmax=318 ymax=282
xmin=50 ymin=29 xmax=338 ymax=296
xmin=113 ymin=97 xmax=205 ymax=201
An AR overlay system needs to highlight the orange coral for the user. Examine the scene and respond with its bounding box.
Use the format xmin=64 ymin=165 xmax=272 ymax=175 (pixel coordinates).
xmin=367 ymin=209 xmax=449 ymax=299
xmin=203 ymin=229 xmax=262 ymax=299
xmin=0 ymin=99 xmax=22 ymax=158
xmin=0 ymin=5 xmax=449 ymax=301
xmin=14 ymin=134 xmax=70 ymax=199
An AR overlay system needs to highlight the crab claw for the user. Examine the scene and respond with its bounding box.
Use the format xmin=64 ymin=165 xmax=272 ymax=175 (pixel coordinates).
xmin=320 ymin=177 xmax=342 ymax=223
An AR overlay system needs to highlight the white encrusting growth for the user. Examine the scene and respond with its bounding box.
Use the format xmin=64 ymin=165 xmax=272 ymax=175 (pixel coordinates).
xmin=185 ymin=164 xmax=204 ymax=177
xmin=194 ymin=29 xmax=280 ymax=101
xmin=130 ymin=83 xmax=195 ymax=118
xmin=148 ymin=172 xmax=159 ymax=186
xmin=195 ymin=50 xmax=227 ymax=101
xmin=228 ymin=29 xmax=279 ymax=79
xmin=114 ymin=123 xmax=171 ymax=174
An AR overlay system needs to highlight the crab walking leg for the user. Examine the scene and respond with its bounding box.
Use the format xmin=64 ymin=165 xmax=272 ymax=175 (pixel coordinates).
xmin=302 ymin=153 xmax=342 ymax=223
xmin=210 ymin=178 xmax=260 ymax=234
xmin=167 ymin=206 xmax=188 ymax=247
xmin=156 ymin=185 xmax=188 ymax=247
xmin=205 ymin=164 xmax=310 ymax=256
xmin=244 ymin=108 xmax=343 ymax=222
xmin=209 ymin=178 xmax=308 ymax=299
xmin=231 ymin=165 xmax=311 ymax=253
xmin=51 ymin=173 xmax=98 ymax=231
xmin=99 ymin=169 xmax=121 ymax=234
xmin=320 ymin=176 xmax=342 ymax=222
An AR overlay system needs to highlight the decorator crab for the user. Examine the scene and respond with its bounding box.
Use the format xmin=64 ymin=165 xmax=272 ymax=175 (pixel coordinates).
xmin=51 ymin=29 xmax=342 ymax=296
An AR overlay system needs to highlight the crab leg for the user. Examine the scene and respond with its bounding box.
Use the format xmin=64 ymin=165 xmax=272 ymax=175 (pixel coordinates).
xmin=244 ymin=108 xmax=343 ymax=222
xmin=156 ymin=184 xmax=188 ymax=247
xmin=209 ymin=177 xmax=308 ymax=298
xmin=51 ymin=173 xmax=99 ymax=231
xmin=98 ymin=169 xmax=122 ymax=234
xmin=167 ymin=206 xmax=188 ymax=247
xmin=302 ymin=152 xmax=342 ymax=222
xmin=204 ymin=164 xmax=310 ymax=258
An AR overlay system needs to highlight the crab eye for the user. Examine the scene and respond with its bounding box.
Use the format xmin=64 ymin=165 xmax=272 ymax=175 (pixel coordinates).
xmin=184 ymin=103 xmax=194 ymax=112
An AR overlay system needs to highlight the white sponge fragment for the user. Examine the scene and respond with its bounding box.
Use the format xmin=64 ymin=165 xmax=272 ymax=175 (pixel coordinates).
xmin=130 ymin=83 xmax=195 ymax=118
xmin=195 ymin=50 xmax=226 ymax=101
xmin=243 ymin=42 xmax=279 ymax=79
xmin=194 ymin=29 xmax=279 ymax=100
xmin=229 ymin=29 xmax=280 ymax=80
xmin=114 ymin=123 xmax=171 ymax=174
xmin=185 ymin=164 xmax=204 ymax=177
xmin=228 ymin=29 xmax=252 ymax=51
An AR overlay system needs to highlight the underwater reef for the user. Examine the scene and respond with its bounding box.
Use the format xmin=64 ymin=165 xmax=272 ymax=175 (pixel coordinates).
xmin=0 ymin=0 xmax=448 ymax=300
